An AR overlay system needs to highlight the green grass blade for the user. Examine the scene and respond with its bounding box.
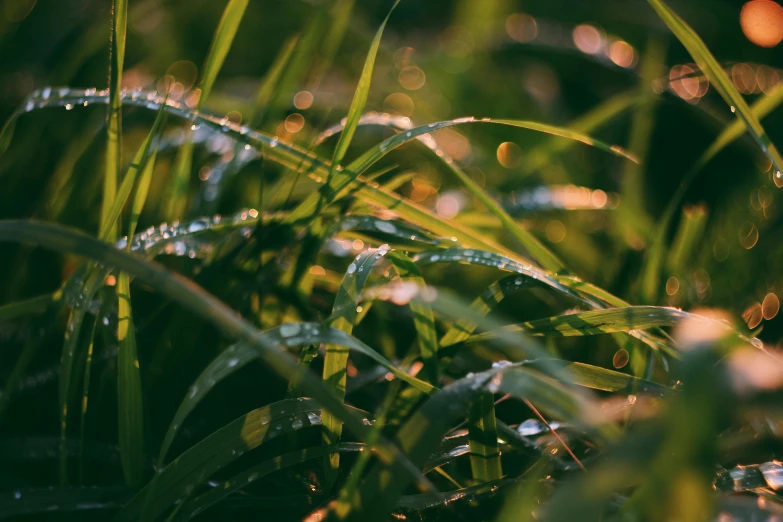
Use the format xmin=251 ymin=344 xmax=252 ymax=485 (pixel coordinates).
xmin=127 ymin=146 xmax=160 ymax=241
xmin=666 ymin=204 xmax=708 ymax=275
xmin=248 ymin=35 xmax=298 ymax=128
xmin=696 ymin=83 xmax=783 ymax=170
xmin=116 ymin=272 xmax=145 ymax=487
xmin=329 ymin=369 xmax=499 ymax=521
xmin=117 ymin=399 xmax=350 ymax=521
xmin=157 ymin=326 xmax=433 ymax=467
xmin=647 ymin=0 xmax=783 ymax=182
xmin=468 ymin=391 xmax=503 ymax=483
xmin=0 ymin=219 xmax=429 ymax=495
xmin=197 ymin=0 xmax=248 ymax=108
xmin=102 ymin=0 xmax=127 ymax=242
xmin=176 ymin=444 xmax=363 ymax=521
xmin=166 ymin=0 xmax=248 ymax=219
xmin=59 ymin=267 xmax=109 ymax=484
xmin=286 ymin=116 xmax=638 ymax=229
xmin=99 ymin=101 xmax=166 ymax=242
xmin=440 ymin=275 xmax=534 ymax=348
xmin=320 ymin=245 xmax=437 ymax=480
xmin=326 ymin=0 xmax=399 ymax=184
xmin=467 ymin=306 xmax=740 ymax=341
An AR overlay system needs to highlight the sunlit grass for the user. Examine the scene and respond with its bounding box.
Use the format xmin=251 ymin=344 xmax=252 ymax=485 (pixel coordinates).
xmin=1 ymin=0 xmax=783 ymax=521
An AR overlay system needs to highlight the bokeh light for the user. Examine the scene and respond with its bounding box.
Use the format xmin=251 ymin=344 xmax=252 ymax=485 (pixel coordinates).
xmin=740 ymin=0 xmax=783 ymax=48
xmin=497 ymin=142 xmax=523 ymax=168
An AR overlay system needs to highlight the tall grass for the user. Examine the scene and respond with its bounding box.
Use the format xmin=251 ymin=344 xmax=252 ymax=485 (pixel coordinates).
xmin=0 ymin=0 xmax=782 ymax=520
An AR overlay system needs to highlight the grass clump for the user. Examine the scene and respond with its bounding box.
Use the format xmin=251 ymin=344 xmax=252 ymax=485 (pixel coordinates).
xmin=1 ymin=0 xmax=783 ymax=520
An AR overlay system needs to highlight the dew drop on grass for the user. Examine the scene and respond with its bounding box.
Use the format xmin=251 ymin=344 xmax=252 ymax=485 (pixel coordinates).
xmin=280 ymin=323 xmax=302 ymax=337
xmin=13 ymin=491 xmax=21 ymax=499
xmin=227 ymin=358 xmax=239 ymax=368
xmin=346 ymin=263 xmax=357 ymax=275
xmin=375 ymin=221 xmax=397 ymax=234
xmin=292 ymin=419 xmax=303 ymax=429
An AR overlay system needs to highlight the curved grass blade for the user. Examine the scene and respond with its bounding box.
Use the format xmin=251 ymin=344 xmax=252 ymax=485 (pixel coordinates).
xmin=286 ymin=116 xmax=639 ymax=236
xmin=102 ymin=0 xmax=127 ymax=242
xmin=647 ymin=0 xmax=783 ymax=183
xmin=175 ymin=444 xmax=364 ymax=521
xmin=0 ymin=219 xmax=430 ymax=495
xmin=331 ymin=364 xmax=610 ymax=520
xmin=166 ymin=0 xmax=248 ymax=219
xmin=117 ymin=399 xmax=354 ymax=522
xmin=157 ymin=325 xmax=433 ymax=467
xmin=11 ymin=88 xmax=522 ymax=261
xmin=320 ymin=246 xmax=438 ymax=480
xmin=468 ymin=306 xmax=694 ymax=340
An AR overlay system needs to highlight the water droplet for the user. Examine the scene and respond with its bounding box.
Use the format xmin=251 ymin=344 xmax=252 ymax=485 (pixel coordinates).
xmin=65 ymin=104 xmax=74 ymax=110
xmin=346 ymin=263 xmax=357 ymax=275
xmin=280 ymin=323 xmax=302 ymax=337
xmin=227 ymin=358 xmax=240 ymax=368
xmin=14 ymin=491 xmax=21 ymax=499
xmin=375 ymin=221 xmax=397 ymax=234
xmin=292 ymin=419 xmax=304 ymax=429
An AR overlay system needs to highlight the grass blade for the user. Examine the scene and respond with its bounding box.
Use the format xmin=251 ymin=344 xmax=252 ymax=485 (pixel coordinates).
xmin=166 ymin=0 xmax=248 ymax=219
xmin=99 ymin=101 xmax=167 ymax=242
xmin=327 ymin=0 xmax=399 ymax=185
xmin=468 ymin=391 xmax=503 ymax=483
xmin=157 ymin=326 xmax=433 ymax=468
xmin=0 ymin=219 xmax=430 ymax=496
xmin=116 ymin=272 xmax=145 ymax=487
xmin=198 ymin=0 xmax=248 ymax=107
xmin=102 ymin=0 xmax=127 ymax=241
xmin=118 ymin=399 xmax=353 ymax=521
xmin=467 ymin=306 xmax=722 ymax=339
xmin=647 ymin=0 xmax=783 ymax=184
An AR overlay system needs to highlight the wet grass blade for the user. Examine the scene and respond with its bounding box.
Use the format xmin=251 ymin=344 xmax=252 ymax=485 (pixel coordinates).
xmin=320 ymin=245 xmax=437 ymax=480
xmin=175 ymin=444 xmax=364 ymax=521
xmin=468 ymin=391 xmax=503 ymax=483
xmin=696 ymin=83 xmax=783 ymax=170
xmin=102 ymin=0 xmax=127 ymax=241
xmin=118 ymin=399 xmax=349 ymax=521
xmin=0 ymin=219 xmax=430 ymax=496
xmin=468 ymin=306 xmax=717 ymax=339
xmin=287 ymin=116 xmax=638 ymax=236
xmin=647 ymin=0 xmax=783 ymax=182
xmin=157 ymin=326 xmax=433 ymax=468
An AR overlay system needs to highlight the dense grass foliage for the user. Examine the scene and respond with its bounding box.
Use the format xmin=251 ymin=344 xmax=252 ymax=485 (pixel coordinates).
xmin=1 ymin=0 xmax=783 ymax=520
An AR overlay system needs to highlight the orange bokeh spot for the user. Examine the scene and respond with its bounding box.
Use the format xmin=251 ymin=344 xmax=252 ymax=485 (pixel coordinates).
xmin=740 ymin=0 xmax=783 ymax=48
